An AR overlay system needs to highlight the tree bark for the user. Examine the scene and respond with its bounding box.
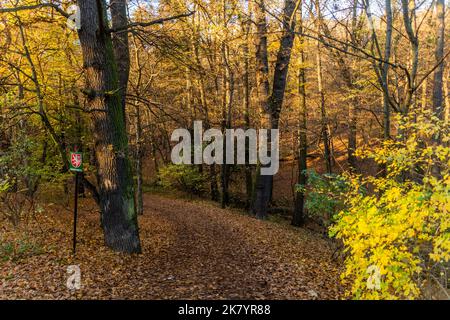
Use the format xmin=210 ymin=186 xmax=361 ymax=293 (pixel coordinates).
xmin=221 ymin=42 xmax=233 ymax=208
xmin=220 ymin=1 xmax=233 ymax=208
xmin=401 ymin=0 xmax=419 ymax=115
xmin=135 ymin=104 xmax=144 ymax=215
xmin=314 ymin=0 xmax=332 ymax=174
xmin=432 ymin=0 xmax=445 ymax=121
xmin=110 ymin=0 xmax=130 ymax=122
xmin=190 ymin=10 xmax=219 ymax=201
xmin=383 ymin=0 xmax=393 ymax=140
xmin=431 ymin=0 xmax=445 ymax=177
xmin=242 ymin=8 xmax=253 ymax=211
xmin=253 ymin=0 xmax=298 ymax=219
xmin=293 ymin=3 xmax=307 ymax=227
xmin=76 ymin=0 xmax=141 ymax=253
xmin=363 ymin=0 xmax=393 ymax=140
xmin=444 ymin=69 xmax=449 ymax=124
xmin=347 ymin=1 xmax=358 ymax=170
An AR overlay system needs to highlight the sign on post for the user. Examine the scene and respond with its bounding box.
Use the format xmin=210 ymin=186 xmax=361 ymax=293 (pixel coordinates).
xmin=69 ymin=151 xmax=83 ymax=172
xmin=69 ymin=149 xmax=83 ymax=255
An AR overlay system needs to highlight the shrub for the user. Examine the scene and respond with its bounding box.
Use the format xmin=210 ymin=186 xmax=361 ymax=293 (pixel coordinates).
xmin=158 ymin=164 xmax=207 ymax=194
xmin=330 ymin=111 xmax=449 ymax=299
xmin=296 ymin=169 xmax=349 ymax=226
xmin=0 ymin=135 xmax=62 ymax=226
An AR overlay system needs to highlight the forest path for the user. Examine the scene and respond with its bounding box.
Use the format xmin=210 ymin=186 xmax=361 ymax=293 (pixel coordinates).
xmin=128 ymin=194 xmax=344 ymax=299
xmin=0 ymin=193 xmax=344 ymax=299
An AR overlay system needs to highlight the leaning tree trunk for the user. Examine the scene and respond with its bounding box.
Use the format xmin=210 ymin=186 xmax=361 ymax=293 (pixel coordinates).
xmin=76 ymin=0 xmax=141 ymax=253
xmin=253 ymin=0 xmax=297 ymax=219
xmin=252 ymin=0 xmax=270 ymax=219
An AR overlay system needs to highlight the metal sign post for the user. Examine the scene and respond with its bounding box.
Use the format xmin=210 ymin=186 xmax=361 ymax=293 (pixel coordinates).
xmin=69 ymin=148 xmax=83 ymax=255
xmin=73 ymin=171 xmax=79 ymax=255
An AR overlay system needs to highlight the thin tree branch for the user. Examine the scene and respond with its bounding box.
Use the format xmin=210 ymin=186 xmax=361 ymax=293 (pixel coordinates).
xmin=0 ymin=3 xmax=69 ymax=18
xmin=108 ymin=11 xmax=195 ymax=34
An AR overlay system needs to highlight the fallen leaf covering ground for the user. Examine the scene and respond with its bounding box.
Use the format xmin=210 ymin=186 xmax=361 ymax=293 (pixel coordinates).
xmin=0 ymin=193 xmax=345 ymax=299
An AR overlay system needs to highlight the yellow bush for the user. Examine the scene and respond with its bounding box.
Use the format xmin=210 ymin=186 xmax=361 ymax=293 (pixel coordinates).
xmin=330 ymin=111 xmax=449 ymax=299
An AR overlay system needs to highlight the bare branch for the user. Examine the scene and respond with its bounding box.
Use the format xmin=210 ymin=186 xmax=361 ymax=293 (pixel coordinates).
xmin=108 ymin=11 xmax=195 ymax=34
xmin=0 ymin=2 xmax=70 ymax=18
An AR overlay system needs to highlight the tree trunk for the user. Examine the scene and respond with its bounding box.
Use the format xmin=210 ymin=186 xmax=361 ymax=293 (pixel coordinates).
xmin=190 ymin=11 xmax=219 ymax=201
xmin=252 ymin=0 xmax=270 ymax=218
xmin=220 ymin=0 xmax=233 ymax=208
xmin=110 ymin=0 xmax=130 ymax=122
xmin=432 ymin=0 xmax=445 ymax=121
xmin=347 ymin=0 xmax=358 ymax=170
xmin=421 ymin=77 xmax=427 ymax=110
xmin=220 ymin=43 xmax=233 ymax=208
xmin=314 ymin=1 xmax=359 ymax=170
xmin=431 ymin=0 xmax=445 ymax=177
xmin=401 ymin=0 xmax=419 ymax=115
xmin=293 ymin=5 xmax=307 ymax=227
xmin=253 ymin=0 xmax=297 ymax=218
xmin=135 ymin=104 xmax=144 ymax=215
xmin=76 ymin=0 xmax=141 ymax=253
xmin=242 ymin=11 xmax=253 ymax=211
xmin=444 ymin=69 xmax=449 ymax=124
xmin=314 ymin=0 xmax=332 ymax=174
xmin=383 ymin=0 xmax=393 ymax=140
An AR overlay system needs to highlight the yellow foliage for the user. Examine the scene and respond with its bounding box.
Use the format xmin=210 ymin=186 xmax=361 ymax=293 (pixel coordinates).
xmin=331 ymin=111 xmax=449 ymax=299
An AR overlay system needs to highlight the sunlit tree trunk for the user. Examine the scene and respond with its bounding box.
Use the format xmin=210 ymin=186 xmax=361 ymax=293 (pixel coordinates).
xmin=314 ymin=0 xmax=331 ymax=174
xmin=401 ymin=0 xmax=419 ymax=115
xmin=444 ymin=69 xmax=449 ymax=124
xmin=421 ymin=77 xmax=427 ymax=110
xmin=363 ymin=0 xmax=393 ymax=140
xmin=76 ymin=0 xmax=141 ymax=253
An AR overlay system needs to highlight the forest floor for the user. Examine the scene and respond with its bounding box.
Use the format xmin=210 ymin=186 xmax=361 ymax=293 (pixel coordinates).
xmin=0 ymin=193 xmax=345 ymax=299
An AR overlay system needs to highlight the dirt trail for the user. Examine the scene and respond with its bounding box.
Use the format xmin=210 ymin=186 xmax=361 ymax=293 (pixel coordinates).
xmin=0 ymin=194 xmax=344 ymax=299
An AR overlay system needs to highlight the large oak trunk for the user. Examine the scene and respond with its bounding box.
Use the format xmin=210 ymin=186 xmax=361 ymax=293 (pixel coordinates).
xmin=77 ymin=0 xmax=141 ymax=253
